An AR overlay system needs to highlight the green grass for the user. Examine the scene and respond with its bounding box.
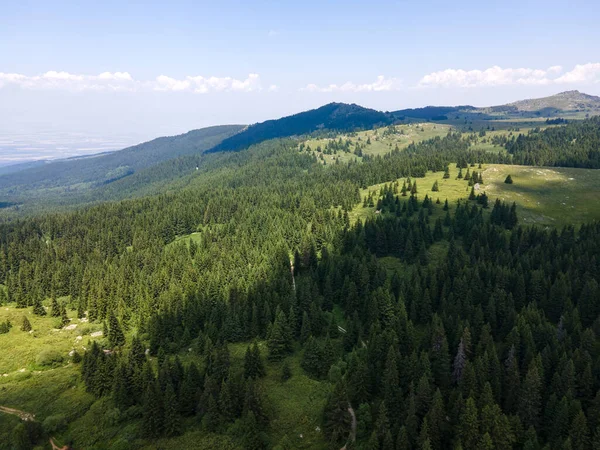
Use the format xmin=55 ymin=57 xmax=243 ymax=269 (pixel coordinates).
xmin=0 ymin=302 xmax=102 ymax=374
xmin=302 ymin=123 xmax=451 ymax=165
xmin=0 ymin=309 xmax=331 ymax=449
xmin=349 ymin=164 xmax=600 ymax=228
xmin=482 ymin=165 xmax=600 ymax=227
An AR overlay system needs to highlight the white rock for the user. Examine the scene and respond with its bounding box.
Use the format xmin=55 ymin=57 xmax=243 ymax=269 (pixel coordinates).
xmin=90 ymin=331 xmax=103 ymax=337
xmin=64 ymin=324 xmax=77 ymax=331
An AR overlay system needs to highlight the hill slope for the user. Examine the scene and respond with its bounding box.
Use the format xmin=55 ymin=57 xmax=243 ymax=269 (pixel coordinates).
xmin=393 ymin=90 xmax=600 ymax=121
xmin=505 ymin=90 xmax=600 ymax=112
xmin=209 ymin=102 xmax=393 ymax=153
xmin=0 ymin=124 xmax=243 ymax=197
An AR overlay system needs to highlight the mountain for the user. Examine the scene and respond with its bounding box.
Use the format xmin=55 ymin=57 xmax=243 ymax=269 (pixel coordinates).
xmin=0 ymin=125 xmax=243 ymax=196
xmin=392 ymin=90 xmax=600 ymax=121
xmin=503 ymin=90 xmax=600 ymax=112
xmin=208 ymin=102 xmax=393 ymax=153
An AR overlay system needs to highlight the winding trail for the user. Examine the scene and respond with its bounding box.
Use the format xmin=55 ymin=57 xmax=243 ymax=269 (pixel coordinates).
xmin=0 ymin=405 xmax=35 ymax=421
xmin=1 ymin=405 xmax=69 ymax=449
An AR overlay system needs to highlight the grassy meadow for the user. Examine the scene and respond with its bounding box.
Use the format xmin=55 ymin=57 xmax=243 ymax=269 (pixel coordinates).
xmin=301 ymin=123 xmax=451 ymax=164
xmin=349 ymin=163 xmax=600 ymax=228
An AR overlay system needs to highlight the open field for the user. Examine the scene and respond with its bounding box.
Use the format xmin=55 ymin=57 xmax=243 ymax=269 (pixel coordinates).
xmin=301 ymin=123 xmax=451 ymax=164
xmin=350 ymin=163 xmax=600 ymax=228
xmin=0 ymin=302 xmax=103 ymax=374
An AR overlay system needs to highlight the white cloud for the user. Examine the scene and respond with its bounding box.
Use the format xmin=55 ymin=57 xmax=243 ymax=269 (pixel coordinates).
xmin=0 ymin=71 xmax=137 ymax=91
xmin=548 ymin=65 xmax=563 ymax=74
xmin=268 ymin=84 xmax=279 ymax=92
xmin=153 ymin=73 xmax=262 ymax=93
xmin=418 ymin=63 xmax=600 ymax=88
xmin=554 ymin=63 xmax=600 ymax=84
xmin=0 ymin=71 xmax=267 ymax=93
xmin=302 ymin=75 xmax=403 ymax=93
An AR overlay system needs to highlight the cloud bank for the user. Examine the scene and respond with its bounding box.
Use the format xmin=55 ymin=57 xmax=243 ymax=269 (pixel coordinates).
xmin=302 ymin=75 xmax=403 ymax=93
xmin=0 ymin=71 xmax=270 ymax=93
xmin=418 ymin=63 xmax=600 ymax=88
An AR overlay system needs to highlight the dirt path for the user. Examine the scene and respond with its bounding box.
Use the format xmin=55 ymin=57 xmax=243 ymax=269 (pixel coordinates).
xmin=1 ymin=405 xmax=69 ymax=449
xmin=0 ymin=405 xmax=35 ymax=421
xmin=49 ymin=437 xmax=69 ymax=450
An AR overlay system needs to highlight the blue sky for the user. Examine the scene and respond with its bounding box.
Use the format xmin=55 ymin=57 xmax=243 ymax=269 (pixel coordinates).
xmin=1 ymin=0 xmax=600 ymax=159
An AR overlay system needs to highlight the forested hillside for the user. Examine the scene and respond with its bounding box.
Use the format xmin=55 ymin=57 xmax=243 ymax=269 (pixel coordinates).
xmin=0 ymin=117 xmax=599 ymax=449
xmin=209 ymin=103 xmax=393 ymax=153
xmin=503 ymin=116 xmax=600 ymax=168
xmin=0 ymin=125 xmax=242 ymax=200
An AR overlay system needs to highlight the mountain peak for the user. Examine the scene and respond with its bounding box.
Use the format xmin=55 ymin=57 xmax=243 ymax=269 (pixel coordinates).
xmin=209 ymin=102 xmax=392 ymax=153
xmin=505 ymin=90 xmax=600 ymax=112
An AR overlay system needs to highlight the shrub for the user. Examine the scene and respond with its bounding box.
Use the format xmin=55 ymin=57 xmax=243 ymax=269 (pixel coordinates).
xmin=43 ymin=414 xmax=67 ymax=434
xmin=36 ymin=350 xmax=64 ymax=367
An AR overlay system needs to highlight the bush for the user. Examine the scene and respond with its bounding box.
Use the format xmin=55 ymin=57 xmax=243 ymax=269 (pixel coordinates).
xmin=43 ymin=414 xmax=67 ymax=434
xmin=36 ymin=350 xmax=64 ymax=367
xmin=71 ymin=350 xmax=82 ymax=363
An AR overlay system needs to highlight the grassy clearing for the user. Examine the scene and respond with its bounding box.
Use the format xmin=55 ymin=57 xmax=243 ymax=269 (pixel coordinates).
xmin=350 ymin=164 xmax=600 ymax=228
xmin=301 ymin=123 xmax=451 ymax=164
xmin=0 ymin=303 xmax=102 ymax=374
xmin=0 ymin=308 xmax=331 ymax=449
xmin=482 ymin=165 xmax=600 ymax=227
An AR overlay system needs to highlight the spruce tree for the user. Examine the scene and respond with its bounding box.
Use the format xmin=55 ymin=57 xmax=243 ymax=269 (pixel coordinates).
xmin=267 ymin=310 xmax=292 ymax=360
xmin=142 ymin=379 xmax=164 ymax=438
xmin=20 ymin=316 xmax=31 ymax=332
xmin=108 ymin=311 xmax=125 ymax=348
xmin=33 ymin=296 xmax=46 ymax=316
xmin=163 ymin=381 xmax=181 ymax=437
xmin=459 ymin=397 xmax=479 ymax=450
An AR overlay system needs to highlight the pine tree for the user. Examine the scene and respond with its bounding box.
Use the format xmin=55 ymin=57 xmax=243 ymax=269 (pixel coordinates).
xmin=411 ymin=181 xmax=418 ymax=195
xmin=459 ymin=397 xmax=479 ymax=450
xmin=20 ymin=316 xmax=31 ymax=332
xmin=50 ymin=298 xmax=61 ymax=317
xmin=113 ymin=361 xmax=134 ymax=410
xmin=142 ymin=378 xmax=164 ymax=438
xmin=504 ymin=174 xmax=513 ymax=184
xmin=108 ymin=311 xmax=125 ymax=348
xmin=519 ymin=365 xmax=542 ymax=430
xmin=267 ymin=310 xmax=292 ymax=360
xmin=60 ymin=305 xmax=70 ymax=328
xmin=301 ymin=336 xmax=323 ymax=378
xmin=569 ymin=410 xmax=590 ymax=450
xmin=432 ymin=181 xmax=439 ymax=192
xmin=33 ymin=296 xmax=46 ymax=316
xmin=300 ymin=311 xmax=311 ymax=343
xmin=241 ymin=411 xmax=266 ymax=450
xmin=219 ymin=379 xmax=236 ymax=423
xmin=244 ymin=342 xmax=266 ymax=379
xmin=323 ymin=382 xmax=351 ymax=446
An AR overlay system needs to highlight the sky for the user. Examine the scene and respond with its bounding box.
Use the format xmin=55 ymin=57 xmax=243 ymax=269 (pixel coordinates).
xmin=1 ymin=0 xmax=600 ymax=162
